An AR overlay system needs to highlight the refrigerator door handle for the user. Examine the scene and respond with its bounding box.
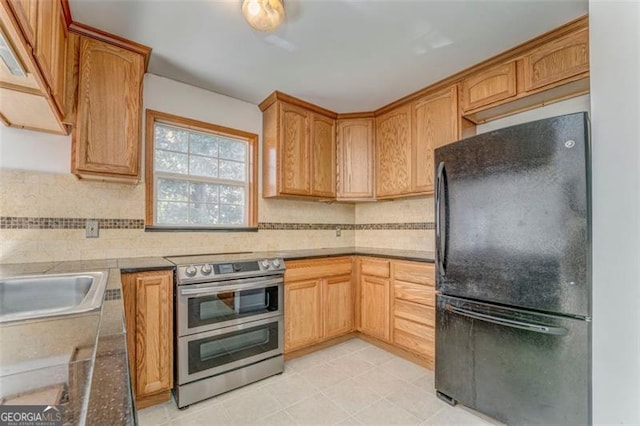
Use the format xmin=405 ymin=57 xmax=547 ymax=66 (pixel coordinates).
xmin=445 ymin=304 xmax=568 ymax=336
xmin=435 ymin=161 xmax=447 ymax=276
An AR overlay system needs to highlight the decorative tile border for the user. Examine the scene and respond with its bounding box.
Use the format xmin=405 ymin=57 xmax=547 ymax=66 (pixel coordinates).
xmin=104 ymin=288 xmax=122 ymax=301
xmin=0 ymin=217 xmax=435 ymax=231
xmin=0 ymin=217 xmax=144 ymax=229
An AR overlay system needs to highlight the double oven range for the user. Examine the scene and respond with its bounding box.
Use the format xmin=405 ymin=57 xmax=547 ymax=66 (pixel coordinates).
xmin=166 ymin=254 xmax=285 ymax=408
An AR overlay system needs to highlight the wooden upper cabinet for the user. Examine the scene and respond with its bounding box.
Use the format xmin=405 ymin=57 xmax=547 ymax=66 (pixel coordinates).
xmin=8 ymin=0 xmax=38 ymax=46
xmin=310 ymin=113 xmax=336 ymax=197
xmin=280 ymin=102 xmax=311 ymax=195
xmin=336 ymin=118 xmax=375 ymax=200
xmin=411 ymin=86 xmax=459 ymax=194
xmin=72 ymin=36 xmax=144 ymax=182
xmin=375 ymin=104 xmax=412 ymax=198
xmin=35 ymin=0 xmax=66 ymax=106
xmin=260 ymin=92 xmax=337 ymax=199
xmin=461 ymin=61 xmax=517 ymax=112
xmin=522 ymin=28 xmax=589 ymax=92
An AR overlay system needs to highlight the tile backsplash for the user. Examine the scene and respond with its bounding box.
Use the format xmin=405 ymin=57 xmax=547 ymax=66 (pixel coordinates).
xmin=0 ymin=170 xmax=434 ymax=263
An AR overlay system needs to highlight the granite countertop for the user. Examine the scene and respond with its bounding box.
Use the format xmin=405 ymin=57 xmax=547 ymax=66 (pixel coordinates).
xmin=0 ymin=248 xmax=431 ymax=425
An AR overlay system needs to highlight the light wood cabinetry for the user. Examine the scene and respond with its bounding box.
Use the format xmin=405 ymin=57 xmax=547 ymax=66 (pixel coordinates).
xmin=284 ymin=279 xmax=322 ymax=352
xmin=375 ymin=104 xmax=412 ymax=198
xmin=411 ymin=86 xmax=460 ymax=193
xmin=0 ymin=0 xmax=67 ymax=133
xmin=391 ymin=261 xmax=436 ymax=368
xmin=284 ymin=257 xmax=353 ymax=353
xmin=461 ymin=61 xmax=517 ymax=112
xmin=121 ymin=269 xmax=173 ymax=409
xmin=72 ymin=36 xmax=145 ymax=182
xmin=521 ymin=28 xmax=589 ymax=92
xmin=336 ymin=118 xmax=375 ymax=200
xmin=260 ymin=92 xmax=337 ymax=199
xmin=310 ymin=113 xmax=336 ymax=197
xmin=357 ymin=257 xmax=391 ymax=342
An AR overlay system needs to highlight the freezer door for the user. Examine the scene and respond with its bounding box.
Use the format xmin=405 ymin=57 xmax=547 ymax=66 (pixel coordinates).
xmin=435 ymin=295 xmax=591 ymax=425
xmin=435 ymin=112 xmax=591 ymax=317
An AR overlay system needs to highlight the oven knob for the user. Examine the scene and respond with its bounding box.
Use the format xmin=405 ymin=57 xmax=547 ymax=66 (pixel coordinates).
xmin=185 ymin=265 xmax=197 ymax=277
xmin=233 ymin=263 xmax=241 ymax=272
xmin=201 ymin=264 xmax=213 ymax=275
xmin=261 ymin=260 xmax=270 ymax=269
xmin=271 ymin=259 xmax=281 ymax=268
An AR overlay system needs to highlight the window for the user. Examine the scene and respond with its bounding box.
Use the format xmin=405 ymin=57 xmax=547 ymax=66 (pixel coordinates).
xmin=145 ymin=110 xmax=257 ymax=229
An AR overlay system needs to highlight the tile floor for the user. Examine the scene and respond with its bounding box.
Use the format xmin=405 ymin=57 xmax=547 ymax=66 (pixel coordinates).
xmin=138 ymin=338 xmax=502 ymax=425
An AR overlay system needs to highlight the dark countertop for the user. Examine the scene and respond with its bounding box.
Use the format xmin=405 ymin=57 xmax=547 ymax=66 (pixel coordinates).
xmin=0 ymin=248 xmax=431 ymax=425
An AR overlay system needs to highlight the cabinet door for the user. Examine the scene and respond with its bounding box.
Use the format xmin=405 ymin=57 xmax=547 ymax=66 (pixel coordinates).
xmin=360 ymin=275 xmax=390 ymax=342
xmin=73 ymin=37 xmax=143 ymax=179
xmin=522 ymin=28 xmax=589 ymax=92
xmin=337 ymin=118 xmax=374 ymax=199
xmin=323 ymin=275 xmax=353 ymax=339
xmin=376 ymin=104 xmax=412 ymax=197
xmin=412 ymin=86 xmax=459 ymax=193
xmin=279 ymin=103 xmax=310 ymax=195
xmin=310 ymin=113 xmax=336 ymax=197
xmin=8 ymin=0 xmax=38 ymax=46
xmin=35 ymin=0 xmax=66 ymax=110
xmin=285 ymin=279 xmax=322 ymax=352
xmin=134 ymin=271 xmax=173 ymax=397
xmin=461 ymin=61 xmax=517 ymax=112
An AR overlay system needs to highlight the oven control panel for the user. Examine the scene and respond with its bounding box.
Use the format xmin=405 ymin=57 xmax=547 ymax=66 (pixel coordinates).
xmin=177 ymin=258 xmax=285 ymax=283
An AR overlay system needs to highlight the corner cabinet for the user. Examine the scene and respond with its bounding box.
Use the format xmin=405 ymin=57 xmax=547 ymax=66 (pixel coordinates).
xmin=336 ymin=118 xmax=375 ymax=200
xmin=375 ymin=104 xmax=412 ymax=198
xmin=121 ymin=269 xmax=173 ymax=409
xmin=260 ymin=92 xmax=337 ymax=199
xmin=283 ymin=257 xmax=353 ymax=353
xmin=72 ymin=36 xmax=145 ymax=183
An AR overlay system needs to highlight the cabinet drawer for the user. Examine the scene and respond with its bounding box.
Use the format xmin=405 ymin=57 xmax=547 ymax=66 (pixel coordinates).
xmin=285 ymin=257 xmax=352 ymax=282
xmin=394 ymin=299 xmax=435 ymax=327
xmin=360 ymin=258 xmax=390 ymax=278
xmin=394 ymin=280 xmax=435 ymax=306
xmin=393 ymin=317 xmax=434 ymax=359
xmin=393 ymin=261 xmax=435 ymax=286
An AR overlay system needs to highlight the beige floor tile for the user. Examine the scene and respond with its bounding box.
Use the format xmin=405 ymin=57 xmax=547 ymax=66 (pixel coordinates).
xmin=255 ymin=409 xmax=297 ymax=425
xmin=222 ymin=387 xmax=282 ymax=423
xmin=285 ymin=393 xmax=350 ymax=425
xmin=169 ymin=402 xmax=232 ymax=426
xmin=262 ymin=372 xmax=319 ymax=408
xmin=137 ymin=402 xmax=172 ymax=426
xmin=335 ymin=338 xmax=372 ymax=353
xmin=385 ymin=383 xmax=447 ymax=421
xmin=323 ymin=377 xmax=382 ymax=415
xmin=352 ymin=369 xmax=410 ymax=397
xmin=380 ymin=356 xmax=429 ymax=382
xmin=326 ymin=353 xmax=375 ymax=378
xmin=352 ymin=345 xmax=395 ymax=365
xmin=422 ymin=406 xmax=495 ymax=425
xmin=411 ymin=372 xmax=436 ymax=394
xmin=299 ymin=361 xmax=352 ymax=390
xmin=352 ymin=398 xmax=422 ymax=425
xmin=336 ymin=416 xmax=363 ymax=425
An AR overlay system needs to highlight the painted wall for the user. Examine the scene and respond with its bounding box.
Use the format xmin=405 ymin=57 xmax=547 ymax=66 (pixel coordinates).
xmin=589 ymin=1 xmax=640 ymax=423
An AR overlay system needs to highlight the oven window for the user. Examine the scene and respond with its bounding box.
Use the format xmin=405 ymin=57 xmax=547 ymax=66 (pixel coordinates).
xmin=188 ymin=285 xmax=279 ymax=328
xmin=188 ymin=321 xmax=279 ymax=375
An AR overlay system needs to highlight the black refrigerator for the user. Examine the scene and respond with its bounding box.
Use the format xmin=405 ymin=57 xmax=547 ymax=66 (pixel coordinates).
xmin=434 ymin=112 xmax=591 ymax=425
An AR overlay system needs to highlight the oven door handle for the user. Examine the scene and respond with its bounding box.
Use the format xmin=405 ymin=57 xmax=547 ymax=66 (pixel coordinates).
xmin=179 ymin=277 xmax=283 ymax=296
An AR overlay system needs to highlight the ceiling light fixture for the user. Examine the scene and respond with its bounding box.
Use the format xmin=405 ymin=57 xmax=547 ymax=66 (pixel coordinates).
xmin=241 ymin=0 xmax=285 ymax=32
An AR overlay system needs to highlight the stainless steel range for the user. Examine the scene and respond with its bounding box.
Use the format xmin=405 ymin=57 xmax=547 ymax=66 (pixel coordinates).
xmin=166 ymin=253 xmax=285 ymax=409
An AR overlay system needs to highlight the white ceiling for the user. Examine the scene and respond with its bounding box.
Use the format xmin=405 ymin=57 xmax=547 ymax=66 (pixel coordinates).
xmin=68 ymin=0 xmax=588 ymax=113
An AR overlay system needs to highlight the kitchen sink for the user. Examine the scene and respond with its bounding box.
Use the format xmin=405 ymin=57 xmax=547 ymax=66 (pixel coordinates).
xmin=0 ymin=272 xmax=107 ymax=323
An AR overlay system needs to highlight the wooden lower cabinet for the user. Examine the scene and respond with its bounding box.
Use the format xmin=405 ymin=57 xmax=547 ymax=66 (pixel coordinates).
xmin=359 ymin=275 xmax=390 ymax=342
xmin=284 ymin=279 xmax=322 ymax=352
xmin=284 ymin=257 xmax=353 ymax=353
xmin=121 ymin=269 xmax=173 ymax=409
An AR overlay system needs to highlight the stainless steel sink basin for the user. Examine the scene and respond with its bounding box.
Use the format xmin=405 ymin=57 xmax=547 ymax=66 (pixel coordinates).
xmin=0 ymin=272 xmax=107 ymax=323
